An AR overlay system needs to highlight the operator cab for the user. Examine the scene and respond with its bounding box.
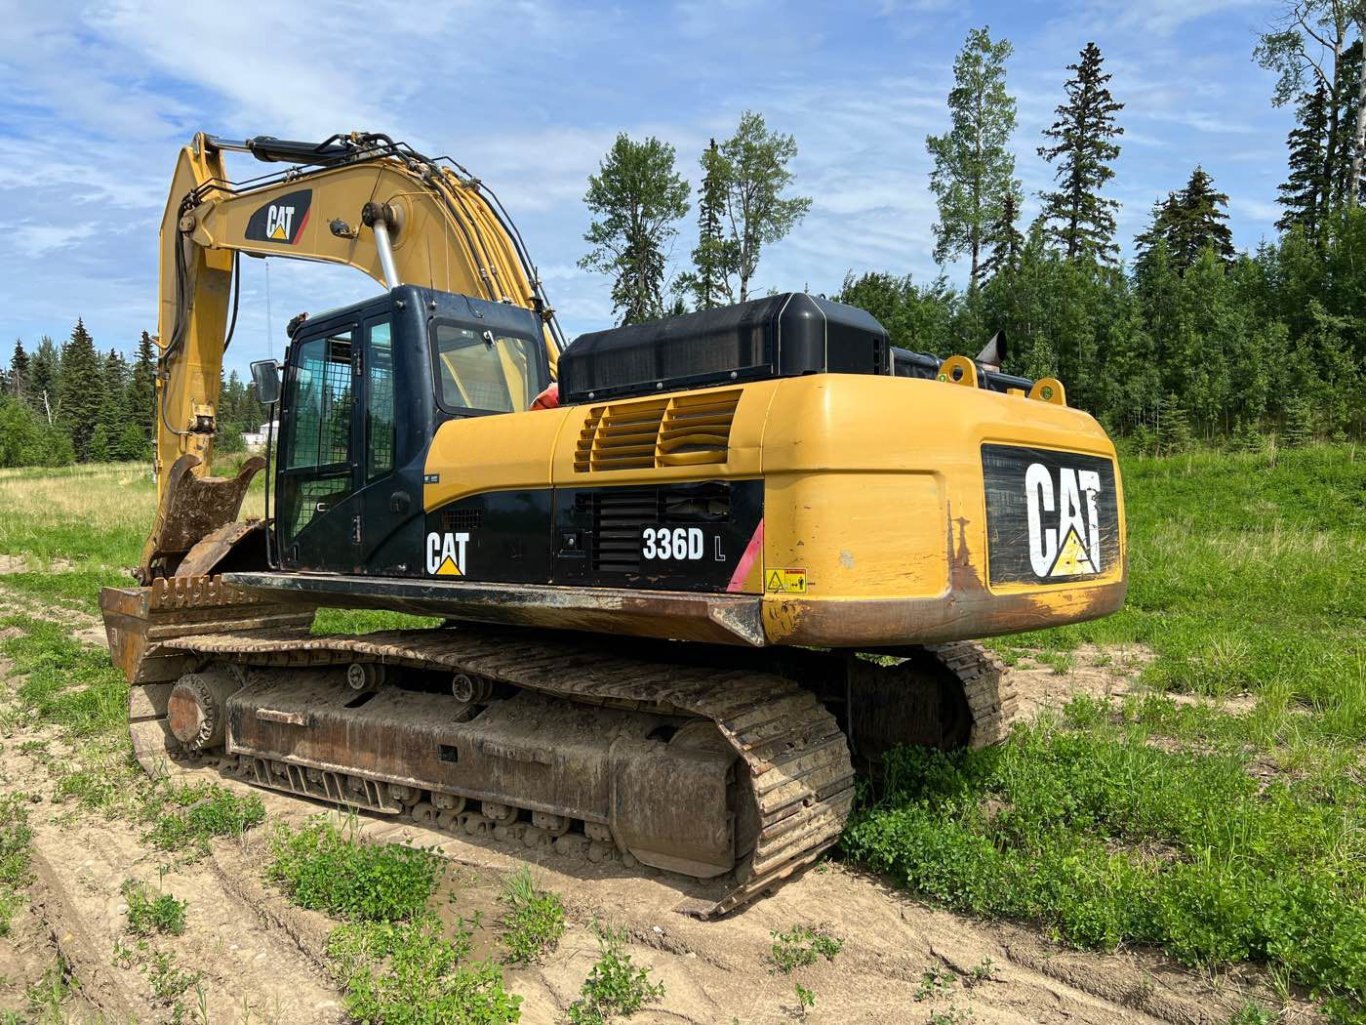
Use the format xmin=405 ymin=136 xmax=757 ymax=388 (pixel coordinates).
xmin=265 ymin=285 xmax=549 ymax=575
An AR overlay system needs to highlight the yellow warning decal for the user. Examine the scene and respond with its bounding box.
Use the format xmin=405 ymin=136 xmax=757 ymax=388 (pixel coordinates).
xmin=765 ymin=568 xmax=807 ymax=594
xmin=434 ymin=556 xmax=462 ymax=577
xmin=1048 ymin=527 xmax=1097 ymax=577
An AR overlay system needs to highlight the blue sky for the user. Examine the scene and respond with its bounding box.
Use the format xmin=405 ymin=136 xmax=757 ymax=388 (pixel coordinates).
xmin=1 ymin=0 xmax=1291 ymax=378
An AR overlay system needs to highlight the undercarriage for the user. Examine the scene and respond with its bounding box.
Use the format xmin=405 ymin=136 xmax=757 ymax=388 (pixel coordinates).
xmin=103 ymin=576 xmax=1014 ymax=916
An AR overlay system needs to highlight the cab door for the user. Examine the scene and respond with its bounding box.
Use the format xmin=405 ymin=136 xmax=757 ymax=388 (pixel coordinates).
xmin=276 ymin=320 xmax=361 ymax=571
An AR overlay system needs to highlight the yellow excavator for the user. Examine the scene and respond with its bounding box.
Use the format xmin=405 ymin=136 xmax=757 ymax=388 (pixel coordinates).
xmin=101 ymin=131 xmax=1127 ymax=915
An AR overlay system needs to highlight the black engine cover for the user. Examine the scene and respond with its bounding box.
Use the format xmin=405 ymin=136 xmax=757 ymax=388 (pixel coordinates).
xmin=559 ymin=293 xmax=889 ymax=403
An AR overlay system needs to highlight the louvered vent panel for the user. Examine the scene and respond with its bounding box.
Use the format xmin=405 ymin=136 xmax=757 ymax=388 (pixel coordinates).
xmin=591 ymin=489 xmax=659 ymax=573
xmin=574 ymin=390 xmax=741 ymax=472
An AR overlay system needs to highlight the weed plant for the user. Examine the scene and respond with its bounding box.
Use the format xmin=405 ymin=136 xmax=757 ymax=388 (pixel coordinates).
xmin=498 ymin=867 xmax=565 ymax=964
xmin=566 ymin=921 xmax=664 ymax=1025
xmin=121 ymin=879 xmax=187 ymax=937
xmin=769 ymin=925 xmax=842 ymax=974
xmin=267 ymin=818 xmax=443 ymax=923
xmin=0 ymin=794 xmax=33 ymax=936
xmin=144 ymin=782 xmax=266 ymax=855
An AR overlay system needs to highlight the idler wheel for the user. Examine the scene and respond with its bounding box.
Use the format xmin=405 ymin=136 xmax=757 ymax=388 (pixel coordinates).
xmin=167 ymin=669 xmax=242 ymax=752
xmin=451 ymin=672 xmax=494 ymax=703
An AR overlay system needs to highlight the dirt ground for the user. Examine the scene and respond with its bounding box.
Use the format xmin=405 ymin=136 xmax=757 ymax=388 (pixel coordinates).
xmin=0 ymin=606 xmax=1314 ymax=1025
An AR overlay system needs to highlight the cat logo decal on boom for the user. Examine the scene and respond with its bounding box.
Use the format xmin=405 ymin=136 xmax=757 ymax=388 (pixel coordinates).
xmin=244 ymin=189 xmax=313 ymax=245
xmin=425 ymin=532 xmax=470 ymax=577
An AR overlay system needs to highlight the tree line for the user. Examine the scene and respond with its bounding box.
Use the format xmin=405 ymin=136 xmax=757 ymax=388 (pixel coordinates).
xmin=578 ymin=5 xmax=1366 ymax=446
xmin=6 ymin=3 xmax=1365 ymax=466
xmin=0 ymin=323 xmax=268 ymax=468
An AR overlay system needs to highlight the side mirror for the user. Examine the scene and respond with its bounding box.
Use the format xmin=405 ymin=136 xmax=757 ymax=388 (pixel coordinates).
xmin=250 ymin=359 xmax=282 ymax=405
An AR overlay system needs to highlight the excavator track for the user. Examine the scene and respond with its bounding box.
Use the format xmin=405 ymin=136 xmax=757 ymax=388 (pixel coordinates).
xmin=135 ymin=625 xmax=859 ymax=916
xmin=108 ymin=583 xmax=1016 ymax=916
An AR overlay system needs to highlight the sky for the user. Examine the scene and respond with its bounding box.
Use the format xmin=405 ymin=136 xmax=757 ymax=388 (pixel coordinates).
xmin=0 ymin=0 xmax=1295 ymax=378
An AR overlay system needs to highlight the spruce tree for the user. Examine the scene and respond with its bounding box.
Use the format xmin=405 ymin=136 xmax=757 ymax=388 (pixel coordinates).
xmin=27 ymin=336 xmax=60 ymax=423
xmin=128 ymin=330 xmax=157 ymax=443
xmin=96 ymin=349 xmax=130 ymax=461
xmin=1038 ymin=42 xmax=1125 ymax=263
xmin=979 ymin=192 xmax=1024 ymax=279
xmin=1336 ymin=40 xmax=1363 ymax=207
xmin=927 ymin=27 xmax=1022 ymax=286
xmin=680 ymin=140 xmax=738 ymax=310
xmin=56 ymin=319 xmax=103 ymax=461
xmin=1135 ymin=168 xmax=1234 ymax=271
xmin=9 ymin=340 xmax=29 ymax=401
xmin=1277 ymin=83 xmax=1330 ymax=237
xmin=1172 ymin=167 xmax=1235 ymax=265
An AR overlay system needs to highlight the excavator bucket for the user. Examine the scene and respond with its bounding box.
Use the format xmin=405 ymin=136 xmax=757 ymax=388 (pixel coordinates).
xmin=136 ymin=454 xmax=264 ymax=583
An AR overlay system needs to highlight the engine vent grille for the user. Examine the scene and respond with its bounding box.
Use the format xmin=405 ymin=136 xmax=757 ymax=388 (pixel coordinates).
xmin=575 ymin=390 xmax=740 ymax=473
xmin=591 ymin=489 xmax=659 ymax=574
xmin=586 ymin=483 xmax=733 ymax=574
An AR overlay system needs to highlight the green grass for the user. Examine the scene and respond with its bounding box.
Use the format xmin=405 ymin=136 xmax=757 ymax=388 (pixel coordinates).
xmin=0 ymin=616 xmax=127 ymax=739
xmin=144 ymin=781 xmax=266 ymax=855
xmin=270 ymin=817 xmax=520 ymax=1024
xmin=847 ymin=443 xmax=1366 ymax=1023
xmin=327 ymin=914 xmax=522 ymax=1025
xmin=0 ymin=794 xmax=34 ymax=937
xmin=497 ymin=868 xmax=565 ymax=964
xmin=312 ymin=608 xmax=443 ymax=635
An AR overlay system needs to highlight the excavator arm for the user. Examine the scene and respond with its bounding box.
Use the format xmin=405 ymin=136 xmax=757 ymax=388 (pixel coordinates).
xmin=141 ymin=131 xmax=563 ymax=580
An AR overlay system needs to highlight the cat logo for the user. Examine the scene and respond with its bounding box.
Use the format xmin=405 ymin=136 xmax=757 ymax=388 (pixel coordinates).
xmin=266 ymin=205 xmax=296 ymax=241
xmin=244 ymin=188 xmax=312 ymax=245
xmin=1025 ymin=463 xmax=1103 ymax=578
xmin=425 ymin=531 xmax=469 ymax=577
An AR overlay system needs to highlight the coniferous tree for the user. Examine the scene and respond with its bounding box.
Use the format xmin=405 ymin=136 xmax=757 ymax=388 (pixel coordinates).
xmin=1256 ymin=3 xmax=1357 ymax=209
xmin=27 ymin=336 xmax=59 ymax=423
xmin=1337 ymin=40 xmax=1363 ymax=206
xmin=580 ymin=134 xmax=690 ymax=325
xmin=1172 ymin=167 xmax=1235 ymax=265
xmin=57 ymin=319 xmax=103 ymax=461
xmin=678 ymin=140 xmax=738 ymax=310
xmin=927 ymin=27 xmax=1022 ymax=286
xmin=980 ymin=192 xmax=1025 ymax=280
xmin=9 ymin=340 xmax=29 ymax=401
xmin=129 ymin=330 xmax=157 ymax=444
xmin=1135 ymin=168 xmax=1234 ymax=271
xmin=1278 ymin=83 xmax=1331 ymax=236
xmin=1038 ymin=42 xmax=1125 ymax=263
xmin=93 ymin=348 xmax=130 ymax=461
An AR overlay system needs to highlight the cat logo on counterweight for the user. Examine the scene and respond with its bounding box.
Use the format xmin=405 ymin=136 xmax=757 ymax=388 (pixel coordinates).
xmin=982 ymin=444 xmax=1119 ymax=586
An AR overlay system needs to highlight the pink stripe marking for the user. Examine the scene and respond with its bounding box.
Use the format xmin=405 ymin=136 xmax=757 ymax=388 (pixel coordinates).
xmin=727 ymin=518 xmax=765 ymax=592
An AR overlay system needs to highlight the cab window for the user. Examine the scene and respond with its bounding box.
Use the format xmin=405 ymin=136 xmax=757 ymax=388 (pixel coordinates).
xmin=432 ymin=323 xmax=542 ymax=414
